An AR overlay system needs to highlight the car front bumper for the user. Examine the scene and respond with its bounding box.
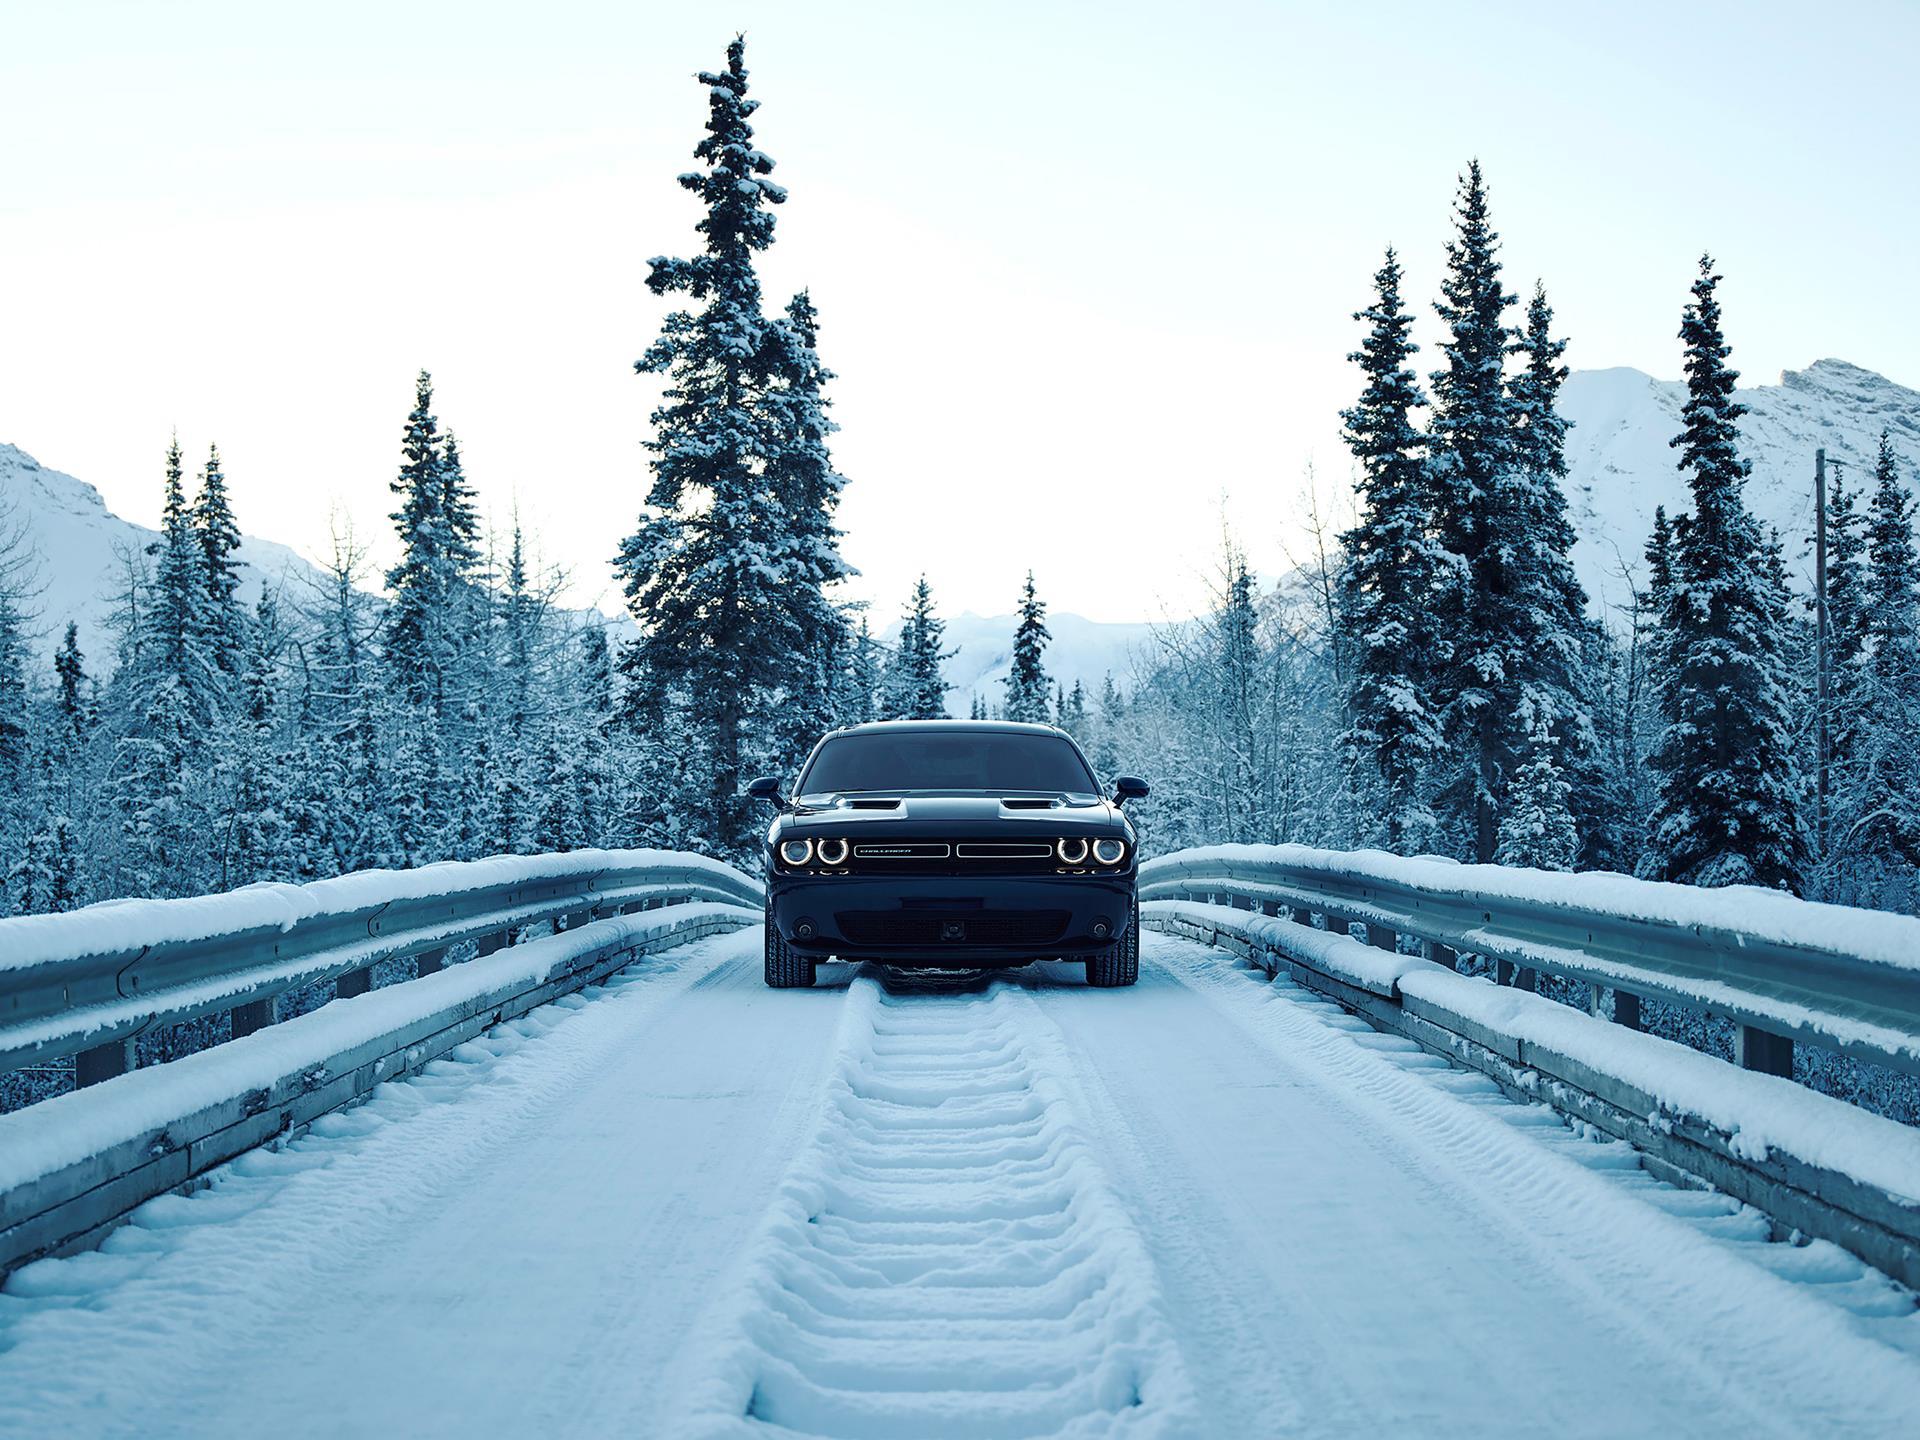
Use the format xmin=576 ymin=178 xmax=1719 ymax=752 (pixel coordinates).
xmin=766 ymin=872 xmax=1137 ymax=967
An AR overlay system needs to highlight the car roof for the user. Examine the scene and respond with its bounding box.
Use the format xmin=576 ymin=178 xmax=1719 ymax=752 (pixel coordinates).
xmin=822 ymin=719 xmax=1069 ymax=739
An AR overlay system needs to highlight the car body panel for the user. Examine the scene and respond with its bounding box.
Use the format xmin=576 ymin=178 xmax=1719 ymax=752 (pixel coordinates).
xmin=759 ymin=721 xmax=1143 ymax=968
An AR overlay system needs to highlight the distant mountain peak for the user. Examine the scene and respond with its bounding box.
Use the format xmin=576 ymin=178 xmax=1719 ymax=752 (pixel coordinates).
xmin=1561 ymin=358 xmax=1920 ymax=615
xmin=0 ymin=441 xmax=327 ymax=661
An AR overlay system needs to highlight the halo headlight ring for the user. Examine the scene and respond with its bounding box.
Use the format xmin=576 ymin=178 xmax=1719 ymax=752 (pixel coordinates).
xmin=816 ymin=836 xmax=850 ymax=866
xmin=1056 ymin=836 xmax=1091 ymax=866
xmin=779 ymin=838 xmax=814 ymax=867
xmin=1092 ymin=837 xmax=1128 ymax=866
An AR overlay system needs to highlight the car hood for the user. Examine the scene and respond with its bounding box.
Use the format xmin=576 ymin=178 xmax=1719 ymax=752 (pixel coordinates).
xmin=783 ymin=792 xmax=1125 ymax=831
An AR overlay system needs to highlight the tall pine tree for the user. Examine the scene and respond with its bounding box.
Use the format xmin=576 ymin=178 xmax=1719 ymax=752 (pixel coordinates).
xmin=1642 ymin=257 xmax=1807 ymax=891
xmin=1003 ymin=572 xmax=1052 ymax=723
xmin=1337 ymin=247 xmax=1445 ymax=851
xmin=616 ymin=36 xmax=833 ymax=855
xmin=884 ymin=576 xmax=953 ymax=720
xmin=385 ymin=371 xmax=452 ymax=712
xmin=1426 ymin=161 xmax=1518 ymax=860
xmin=193 ymin=442 xmax=246 ymax=674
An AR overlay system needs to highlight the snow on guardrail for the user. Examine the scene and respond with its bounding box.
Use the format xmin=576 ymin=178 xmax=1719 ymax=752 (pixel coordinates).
xmin=0 ymin=848 xmax=759 ymax=972
xmin=1140 ymin=844 xmax=1920 ymax=1075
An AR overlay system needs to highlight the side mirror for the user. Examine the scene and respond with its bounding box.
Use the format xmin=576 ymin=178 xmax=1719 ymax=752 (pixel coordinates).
xmin=1112 ymin=775 xmax=1150 ymax=806
xmin=746 ymin=776 xmax=786 ymax=808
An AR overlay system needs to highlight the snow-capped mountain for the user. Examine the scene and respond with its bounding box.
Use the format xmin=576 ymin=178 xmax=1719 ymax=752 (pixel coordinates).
xmin=0 ymin=442 xmax=329 ymax=662
xmin=1561 ymin=359 xmax=1920 ymax=616
xmin=10 ymin=356 xmax=1918 ymax=679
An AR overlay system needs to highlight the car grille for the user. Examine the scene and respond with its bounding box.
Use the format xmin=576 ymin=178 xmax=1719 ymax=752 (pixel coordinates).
xmin=836 ymin=911 xmax=1071 ymax=947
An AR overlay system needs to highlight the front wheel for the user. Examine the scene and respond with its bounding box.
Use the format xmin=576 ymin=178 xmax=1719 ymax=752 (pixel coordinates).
xmin=1085 ymin=897 xmax=1140 ymax=988
xmin=764 ymin=920 xmax=817 ymax=988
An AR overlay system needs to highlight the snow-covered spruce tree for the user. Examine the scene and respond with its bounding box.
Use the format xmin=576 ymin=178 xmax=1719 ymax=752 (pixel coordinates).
xmin=1496 ymin=711 xmax=1578 ymax=870
xmin=1059 ymin=679 xmax=1088 ymax=737
xmin=1642 ymin=257 xmax=1808 ymax=892
xmin=573 ymin=627 xmax=616 ymax=845
xmin=193 ymin=443 xmax=246 ymax=674
xmin=1093 ymin=674 xmax=1125 ymax=779
xmin=0 ymin=569 xmax=26 ymax=802
xmin=1507 ymin=284 xmax=1603 ymax=862
xmin=1836 ymin=431 xmax=1920 ymax=895
xmin=111 ymin=439 xmax=221 ymax=896
xmin=385 ymin=371 xmax=453 ymax=713
xmin=147 ymin=436 xmax=219 ymax=720
xmin=1425 ymin=162 xmax=1517 ymax=859
xmin=54 ymin=622 xmax=90 ymax=750
xmin=10 ymin=814 xmax=82 ymax=915
xmin=218 ymin=593 xmax=292 ymax=888
xmin=534 ymin=728 xmax=583 ymax=854
xmin=616 ymin=36 xmax=829 ymax=855
xmin=764 ymin=289 xmax=855 ymax=751
xmin=1003 ymin=572 xmax=1053 ymax=723
xmin=1813 ymin=459 xmax=1868 ymax=876
xmin=884 ymin=576 xmax=953 ymax=720
xmin=1336 ymin=247 xmax=1445 ymax=852
xmin=845 ymin=617 xmax=880 ymax=725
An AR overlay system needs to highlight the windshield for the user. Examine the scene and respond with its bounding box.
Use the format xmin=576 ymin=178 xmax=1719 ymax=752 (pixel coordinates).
xmin=799 ymin=731 xmax=1098 ymax=795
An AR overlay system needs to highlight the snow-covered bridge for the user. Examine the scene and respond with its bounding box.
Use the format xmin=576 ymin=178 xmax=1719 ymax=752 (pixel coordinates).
xmin=2 ymin=849 xmax=1918 ymax=1437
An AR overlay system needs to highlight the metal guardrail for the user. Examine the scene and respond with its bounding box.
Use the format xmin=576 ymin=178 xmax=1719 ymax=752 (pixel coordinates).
xmin=1139 ymin=847 xmax=1920 ymax=1080
xmin=0 ymin=850 xmax=764 ymax=1087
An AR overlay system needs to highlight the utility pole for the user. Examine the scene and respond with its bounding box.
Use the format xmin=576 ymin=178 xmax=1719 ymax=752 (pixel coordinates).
xmin=1815 ymin=447 xmax=1829 ymax=859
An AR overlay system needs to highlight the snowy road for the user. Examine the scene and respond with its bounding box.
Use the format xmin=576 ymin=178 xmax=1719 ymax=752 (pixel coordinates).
xmin=1 ymin=928 xmax=1916 ymax=1437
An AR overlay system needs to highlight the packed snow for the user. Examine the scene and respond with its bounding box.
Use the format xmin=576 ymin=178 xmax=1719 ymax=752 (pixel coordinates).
xmin=1147 ymin=898 xmax=1920 ymax=1206
xmin=2 ymin=927 xmax=1914 ymax=1437
xmin=0 ymin=903 xmax=757 ymax=1195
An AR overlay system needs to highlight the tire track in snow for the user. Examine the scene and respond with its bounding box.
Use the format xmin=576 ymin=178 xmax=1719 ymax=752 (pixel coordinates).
xmin=672 ymin=971 xmax=1199 ymax=1439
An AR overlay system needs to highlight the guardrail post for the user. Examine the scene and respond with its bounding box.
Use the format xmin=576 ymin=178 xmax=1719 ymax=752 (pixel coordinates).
xmin=1735 ymin=1025 xmax=1794 ymax=1077
xmin=75 ymin=1038 xmax=135 ymax=1087
xmin=415 ymin=947 xmax=446 ymax=977
xmin=1363 ymin=923 xmax=1396 ymax=952
xmin=1586 ymin=986 xmax=1643 ymax=1029
xmin=563 ymin=909 xmax=592 ymax=931
xmin=1288 ymin=905 xmax=1313 ymax=927
xmin=1513 ymin=965 xmax=1537 ymax=992
xmin=620 ymin=901 xmax=644 ymax=915
xmin=1424 ymin=941 xmax=1458 ymax=972
xmin=230 ymin=998 xmax=273 ymax=1038
xmin=336 ymin=966 xmax=372 ymax=1000
xmin=1259 ymin=899 xmax=1279 ymax=917
xmin=477 ymin=930 xmax=510 ymax=956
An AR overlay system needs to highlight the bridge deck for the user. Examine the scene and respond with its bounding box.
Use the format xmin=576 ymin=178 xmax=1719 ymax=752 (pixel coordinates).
xmin=1 ymin=929 xmax=1914 ymax=1436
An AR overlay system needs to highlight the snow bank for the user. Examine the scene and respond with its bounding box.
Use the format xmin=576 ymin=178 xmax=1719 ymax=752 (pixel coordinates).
xmin=1145 ymin=844 xmax=1920 ymax=978
xmin=0 ymin=904 xmax=757 ymax=1197
xmin=1142 ymin=899 xmax=1430 ymax=997
xmin=0 ymin=849 xmax=760 ymax=973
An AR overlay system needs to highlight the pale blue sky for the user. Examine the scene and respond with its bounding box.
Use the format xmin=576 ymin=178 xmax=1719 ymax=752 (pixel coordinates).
xmin=2 ymin=1 xmax=1915 ymax=621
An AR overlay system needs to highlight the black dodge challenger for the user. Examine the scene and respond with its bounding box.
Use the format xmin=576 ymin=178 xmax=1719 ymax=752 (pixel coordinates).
xmin=748 ymin=720 xmax=1150 ymax=989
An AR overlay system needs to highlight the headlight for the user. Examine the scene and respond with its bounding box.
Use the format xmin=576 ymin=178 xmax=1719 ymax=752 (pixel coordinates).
xmin=1092 ymin=837 xmax=1127 ymax=866
xmin=816 ymin=836 xmax=849 ymax=866
xmin=779 ymin=838 xmax=814 ymax=867
xmin=1057 ymin=836 xmax=1090 ymax=865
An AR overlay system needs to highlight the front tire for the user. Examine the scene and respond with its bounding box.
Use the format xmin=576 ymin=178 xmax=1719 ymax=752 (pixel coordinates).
xmin=1085 ymin=897 xmax=1140 ymax=988
xmin=764 ymin=920 xmax=817 ymax=988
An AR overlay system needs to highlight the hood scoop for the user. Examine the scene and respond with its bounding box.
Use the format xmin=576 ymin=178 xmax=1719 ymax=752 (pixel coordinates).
xmin=844 ymin=797 xmax=903 ymax=810
xmin=1000 ymin=797 xmax=1061 ymax=810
